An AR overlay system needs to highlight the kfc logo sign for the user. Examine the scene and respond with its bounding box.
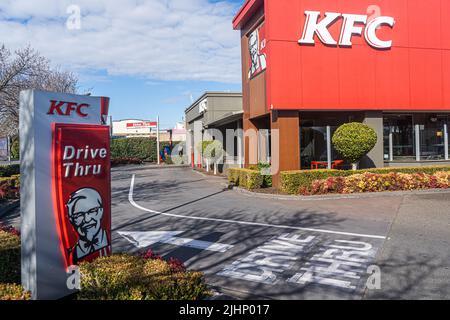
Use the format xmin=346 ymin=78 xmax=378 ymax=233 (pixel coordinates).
xmin=52 ymin=123 xmax=111 ymax=267
xmin=47 ymin=100 xmax=90 ymax=117
xmin=298 ymin=11 xmax=395 ymax=49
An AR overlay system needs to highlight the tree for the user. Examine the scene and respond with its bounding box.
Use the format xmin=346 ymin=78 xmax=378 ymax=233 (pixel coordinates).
xmin=332 ymin=122 xmax=377 ymax=170
xmin=0 ymin=45 xmax=79 ymax=137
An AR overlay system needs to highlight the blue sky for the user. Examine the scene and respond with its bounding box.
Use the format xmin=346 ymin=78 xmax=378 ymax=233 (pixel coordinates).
xmin=0 ymin=0 xmax=246 ymax=129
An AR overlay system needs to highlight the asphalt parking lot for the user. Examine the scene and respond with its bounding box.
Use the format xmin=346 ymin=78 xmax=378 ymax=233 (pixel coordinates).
xmin=112 ymin=166 xmax=450 ymax=300
xmin=2 ymin=165 xmax=450 ymax=299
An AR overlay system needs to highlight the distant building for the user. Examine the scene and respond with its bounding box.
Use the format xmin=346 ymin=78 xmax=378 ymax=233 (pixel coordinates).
xmin=112 ymin=119 xmax=186 ymax=142
xmin=185 ymin=92 xmax=243 ymax=173
xmin=169 ymin=122 xmax=187 ymax=142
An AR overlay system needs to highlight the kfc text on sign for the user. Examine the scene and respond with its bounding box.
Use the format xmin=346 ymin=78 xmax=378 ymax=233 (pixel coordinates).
xmin=47 ymin=100 xmax=90 ymax=117
xmin=298 ymin=11 xmax=395 ymax=49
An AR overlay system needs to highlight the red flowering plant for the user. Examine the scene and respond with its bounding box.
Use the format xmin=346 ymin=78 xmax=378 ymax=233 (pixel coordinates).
xmin=303 ymin=171 xmax=450 ymax=196
xmin=0 ymin=223 xmax=20 ymax=236
xmin=139 ymin=249 xmax=186 ymax=273
xmin=0 ymin=176 xmax=20 ymax=200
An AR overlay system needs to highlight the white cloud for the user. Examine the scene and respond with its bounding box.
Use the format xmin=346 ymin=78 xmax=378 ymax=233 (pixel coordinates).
xmin=0 ymin=0 xmax=242 ymax=83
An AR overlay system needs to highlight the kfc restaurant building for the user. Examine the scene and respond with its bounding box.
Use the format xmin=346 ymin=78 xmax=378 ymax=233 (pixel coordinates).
xmin=233 ymin=0 xmax=450 ymax=187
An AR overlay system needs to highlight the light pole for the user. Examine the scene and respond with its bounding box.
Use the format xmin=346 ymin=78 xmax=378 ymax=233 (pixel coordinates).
xmin=157 ymin=116 xmax=160 ymax=165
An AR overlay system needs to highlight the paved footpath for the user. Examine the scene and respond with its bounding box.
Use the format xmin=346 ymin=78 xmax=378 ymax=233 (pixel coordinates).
xmin=3 ymin=165 xmax=450 ymax=299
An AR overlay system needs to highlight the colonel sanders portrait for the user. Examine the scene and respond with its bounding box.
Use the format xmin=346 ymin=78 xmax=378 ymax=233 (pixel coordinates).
xmin=248 ymin=28 xmax=266 ymax=78
xmin=66 ymin=188 xmax=109 ymax=264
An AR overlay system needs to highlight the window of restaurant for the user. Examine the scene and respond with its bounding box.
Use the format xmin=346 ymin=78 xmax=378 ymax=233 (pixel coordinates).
xmin=383 ymin=114 xmax=449 ymax=162
xmin=300 ymin=121 xmax=340 ymax=169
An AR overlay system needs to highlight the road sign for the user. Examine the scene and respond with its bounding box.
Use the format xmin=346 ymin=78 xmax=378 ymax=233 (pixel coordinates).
xmin=20 ymin=90 xmax=111 ymax=300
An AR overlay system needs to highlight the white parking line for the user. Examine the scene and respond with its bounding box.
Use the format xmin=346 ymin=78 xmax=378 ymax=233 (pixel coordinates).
xmin=128 ymin=174 xmax=386 ymax=240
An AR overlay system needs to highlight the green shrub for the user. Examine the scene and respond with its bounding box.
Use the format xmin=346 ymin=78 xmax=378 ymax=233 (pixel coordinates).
xmin=0 ymin=231 xmax=21 ymax=284
xmin=281 ymin=170 xmax=344 ymax=194
xmin=332 ymin=123 xmax=377 ymax=165
xmin=0 ymin=164 xmax=20 ymax=177
xmin=10 ymin=139 xmax=19 ymax=160
xmin=228 ymin=168 xmax=241 ymax=185
xmin=111 ymin=138 xmax=179 ymax=163
xmin=0 ymin=284 xmax=30 ymax=300
xmin=228 ymin=168 xmax=264 ymax=190
xmin=111 ymin=138 xmax=157 ymax=162
xmin=280 ymin=166 xmax=450 ymax=194
xmin=306 ymin=171 xmax=450 ymax=195
xmin=78 ymin=254 xmax=210 ymax=300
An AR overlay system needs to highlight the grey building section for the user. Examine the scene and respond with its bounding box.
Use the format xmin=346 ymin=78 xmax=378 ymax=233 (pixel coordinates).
xmin=362 ymin=111 xmax=384 ymax=169
xmin=185 ymin=92 xmax=243 ymax=173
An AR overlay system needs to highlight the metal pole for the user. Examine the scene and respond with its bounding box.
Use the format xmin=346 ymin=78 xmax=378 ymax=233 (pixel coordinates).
xmin=444 ymin=123 xmax=449 ymax=161
xmin=389 ymin=129 xmax=394 ymax=162
xmin=326 ymin=126 xmax=332 ymax=169
xmin=109 ymin=116 xmax=113 ymax=137
xmin=415 ymin=124 xmax=420 ymax=162
xmin=157 ymin=116 xmax=160 ymax=165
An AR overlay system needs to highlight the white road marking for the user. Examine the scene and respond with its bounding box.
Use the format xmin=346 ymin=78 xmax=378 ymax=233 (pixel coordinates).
xmin=128 ymin=174 xmax=386 ymax=240
xmin=118 ymin=231 xmax=234 ymax=253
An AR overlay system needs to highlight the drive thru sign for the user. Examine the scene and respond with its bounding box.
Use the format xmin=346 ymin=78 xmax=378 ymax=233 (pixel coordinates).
xmin=19 ymin=90 xmax=111 ymax=300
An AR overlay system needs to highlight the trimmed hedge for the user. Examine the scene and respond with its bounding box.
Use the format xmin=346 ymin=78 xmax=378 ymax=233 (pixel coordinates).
xmin=111 ymin=157 xmax=144 ymax=167
xmin=307 ymin=171 xmax=450 ymax=195
xmin=248 ymin=163 xmax=272 ymax=188
xmin=111 ymin=138 xmax=176 ymax=163
xmin=111 ymin=138 xmax=158 ymax=162
xmin=228 ymin=168 xmax=264 ymax=190
xmin=78 ymin=253 xmax=210 ymax=300
xmin=0 ymin=284 xmax=30 ymax=300
xmin=281 ymin=166 xmax=450 ymax=194
xmin=0 ymin=230 xmax=21 ymax=285
xmin=0 ymin=175 xmax=20 ymax=200
xmin=0 ymin=164 xmax=20 ymax=178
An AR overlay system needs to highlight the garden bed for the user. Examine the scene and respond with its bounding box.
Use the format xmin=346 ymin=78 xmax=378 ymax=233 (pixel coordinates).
xmin=0 ymin=224 xmax=210 ymax=300
xmin=280 ymin=166 xmax=450 ymax=195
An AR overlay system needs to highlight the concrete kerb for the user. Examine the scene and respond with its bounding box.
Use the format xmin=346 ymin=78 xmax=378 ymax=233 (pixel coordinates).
xmin=226 ymin=184 xmax=450 ymax=201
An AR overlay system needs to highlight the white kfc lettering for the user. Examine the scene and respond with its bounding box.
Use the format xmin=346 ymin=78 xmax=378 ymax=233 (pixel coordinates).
xmin=299 ymin=11 xmax=341 ymax=46
xmin=365 ymin=16 xmax=395 ymax=49
xmin=298 ymin=11 xmax=395 ymax=49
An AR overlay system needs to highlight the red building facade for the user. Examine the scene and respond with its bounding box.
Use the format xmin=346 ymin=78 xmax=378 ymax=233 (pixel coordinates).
xmin=234 ymin=0 xmax=450 ymax=186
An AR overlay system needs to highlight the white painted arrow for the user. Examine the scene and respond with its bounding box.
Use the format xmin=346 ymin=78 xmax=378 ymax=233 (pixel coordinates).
xmin=118 ymin=231 xmax=234 ymax=253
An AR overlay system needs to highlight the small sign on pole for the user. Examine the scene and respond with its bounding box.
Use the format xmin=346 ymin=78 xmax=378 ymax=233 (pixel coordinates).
xmin=19 ymin=90 xmax=111 ymax=300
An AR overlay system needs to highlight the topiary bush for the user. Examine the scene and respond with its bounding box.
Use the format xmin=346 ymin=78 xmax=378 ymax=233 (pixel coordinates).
xmin=332 ymin=123 xmax=377 ymax=169
xmin=78 ymin=253 xmax=210 ymax=300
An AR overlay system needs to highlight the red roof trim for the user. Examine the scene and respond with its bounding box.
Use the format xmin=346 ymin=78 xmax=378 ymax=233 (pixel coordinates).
xmin=232 ymin=0 xmax=262 ymax=30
